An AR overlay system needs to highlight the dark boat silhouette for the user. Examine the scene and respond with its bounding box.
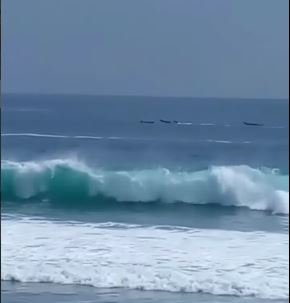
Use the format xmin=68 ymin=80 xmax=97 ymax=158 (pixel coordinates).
xmin=160 ymin=119 xmax=171 ymax=124
xmin=243 ymin=121 xmax=264 ymax=127
xmin=140 ymin=120 xmax=155 ymax=124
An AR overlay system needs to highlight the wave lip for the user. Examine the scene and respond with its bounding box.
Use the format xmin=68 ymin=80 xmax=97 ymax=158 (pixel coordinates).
xmin=1 ymin=159 xmax=288 ymax=214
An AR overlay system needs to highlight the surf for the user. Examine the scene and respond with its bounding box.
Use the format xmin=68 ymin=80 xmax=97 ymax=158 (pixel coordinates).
xmin=2 ymin=218 xmax=289 ymax=299
xmin=1 ymin=159 xmax=289 ymax=214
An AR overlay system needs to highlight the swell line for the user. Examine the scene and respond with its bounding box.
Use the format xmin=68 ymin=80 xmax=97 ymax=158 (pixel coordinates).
xmin=1 ymin=133 xmax=255 ymax=144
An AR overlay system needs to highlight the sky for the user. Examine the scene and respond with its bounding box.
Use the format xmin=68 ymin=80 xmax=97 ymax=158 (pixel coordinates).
xmin=2 ymin=0 xmax=289 ymax=99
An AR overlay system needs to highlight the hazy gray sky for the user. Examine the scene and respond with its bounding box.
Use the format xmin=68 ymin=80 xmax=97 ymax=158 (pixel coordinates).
xmin=2 ymin=0 xmax=289 ymax=98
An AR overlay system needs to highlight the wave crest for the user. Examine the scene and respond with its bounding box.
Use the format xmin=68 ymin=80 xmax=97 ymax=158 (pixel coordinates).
xmin=1 ymin=159 xmax=289 ymax=214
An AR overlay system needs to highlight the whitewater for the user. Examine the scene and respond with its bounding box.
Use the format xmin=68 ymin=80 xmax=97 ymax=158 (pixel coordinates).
xmin=2 ymin=217 xmax=289 ymax=299
xmin=1 ymin=94 xmax=289 ymax=303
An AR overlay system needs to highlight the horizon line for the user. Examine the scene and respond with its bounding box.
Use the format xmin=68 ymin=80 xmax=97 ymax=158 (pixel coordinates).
xmin=1 ymin=92 xmax=289 ymax=101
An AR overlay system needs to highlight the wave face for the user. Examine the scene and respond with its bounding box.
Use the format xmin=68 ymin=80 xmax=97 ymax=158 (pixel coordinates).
xmin=1 ymin=159 xmax=289 ymax=214
xmin=2 ymin=218 xmax=289 ymax=299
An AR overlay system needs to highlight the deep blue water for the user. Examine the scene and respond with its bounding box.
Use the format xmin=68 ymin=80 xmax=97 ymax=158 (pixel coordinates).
xmin=1 ymin=94 xmax=289 ymax=302
xmin=2 ymin=94 xmax=289 ymax=171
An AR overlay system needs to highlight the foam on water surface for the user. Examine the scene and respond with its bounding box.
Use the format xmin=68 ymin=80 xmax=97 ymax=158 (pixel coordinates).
xmin=1 ymin=217 xmax=288 ymax=299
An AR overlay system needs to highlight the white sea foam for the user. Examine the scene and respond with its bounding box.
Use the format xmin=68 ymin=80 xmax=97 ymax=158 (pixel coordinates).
xmin=1 ymin=218 xmax=288 ymax=299
xmin=176 ymin=122 xmax=193 ymax=125
xmin=206 ymin=139 xmax=233 ymax=144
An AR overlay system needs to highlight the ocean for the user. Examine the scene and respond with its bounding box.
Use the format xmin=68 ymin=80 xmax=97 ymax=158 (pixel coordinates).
xmin=1 ymin=94 xmax=289 ymax=303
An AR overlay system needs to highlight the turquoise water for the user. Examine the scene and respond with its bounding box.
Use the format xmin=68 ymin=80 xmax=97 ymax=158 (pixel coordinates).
xmin=1 ymin=94 xmax=289 ymax=302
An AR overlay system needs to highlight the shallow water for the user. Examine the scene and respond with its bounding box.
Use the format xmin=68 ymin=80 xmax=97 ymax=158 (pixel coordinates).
xmin=2 ymin=282 xmax=288 ymax=303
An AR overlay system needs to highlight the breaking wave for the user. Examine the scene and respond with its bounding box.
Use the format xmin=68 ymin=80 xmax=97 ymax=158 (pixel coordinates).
xmin=1 ymin=159 xmax=289 ymax=214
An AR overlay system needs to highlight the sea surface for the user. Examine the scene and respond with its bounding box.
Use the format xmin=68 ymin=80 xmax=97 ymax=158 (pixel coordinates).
xmin=1 ymin=94 xmax=289 ymax=303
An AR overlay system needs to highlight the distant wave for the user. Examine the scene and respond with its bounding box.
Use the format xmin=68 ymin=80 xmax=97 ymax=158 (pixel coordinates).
xmin=1 ymin=159 xmax=288 ymax=214
xmin=1 ymin=133 xmax=256 ymax=144
xmin=2 ymin=133 xmax=71 ymax=138
xmin=1 ymin=133 xmax=104 ymax=140
xmin=1 ymin=133 xmax=145 ymax=141
xmin=206 ymin=139 xmax=248 ymax=144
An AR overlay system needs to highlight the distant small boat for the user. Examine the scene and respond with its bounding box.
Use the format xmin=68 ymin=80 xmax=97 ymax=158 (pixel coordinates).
xmin=243 ymin=121 xmax=264 ymax=127
xmin=160 ymin=119 xmax=171 ymax=124
xmin=140 ymin=120 xmax=155 ymax=124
